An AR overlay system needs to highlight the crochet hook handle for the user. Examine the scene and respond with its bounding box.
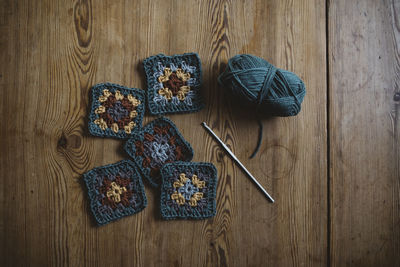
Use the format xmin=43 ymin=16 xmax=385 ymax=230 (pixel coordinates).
xmin=201 ymin=122 xmax=274 ymax=203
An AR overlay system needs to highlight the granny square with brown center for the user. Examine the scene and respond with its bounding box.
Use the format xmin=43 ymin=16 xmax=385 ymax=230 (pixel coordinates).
xmin=83 ymin=160 xmax=147 ymax=226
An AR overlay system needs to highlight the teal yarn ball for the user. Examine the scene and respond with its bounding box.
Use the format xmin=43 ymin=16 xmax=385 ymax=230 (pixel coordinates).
xmin=218 ymin=54 xmax=306 ymax=117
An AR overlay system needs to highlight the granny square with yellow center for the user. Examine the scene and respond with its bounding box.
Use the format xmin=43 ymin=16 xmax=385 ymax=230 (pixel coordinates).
xmin=83 ymin=160 xmax=147 ymax=226
xmin=160 ymin=162 xmax=217 ymax=220
xmin=143 ymin=53 xmax=204 ymax=115
xmin=88 ymin=83 xmax=145 ymax=139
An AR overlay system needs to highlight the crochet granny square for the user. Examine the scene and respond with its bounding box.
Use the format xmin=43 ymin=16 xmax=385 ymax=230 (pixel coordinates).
xmin=83 ymin=160 xmax=147 ymax=226
xmin=124 ymin=117 xmax=194 ymax=187
xmin=88 ymin=83 xmax=145 ymax=139
xmin=160 ymin=162 xmax=218 ymax=220
xmin=143 ymin=53 xmax=204 ymax=115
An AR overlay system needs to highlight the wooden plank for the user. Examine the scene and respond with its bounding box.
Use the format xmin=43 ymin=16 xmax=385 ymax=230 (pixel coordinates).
xmin=329 ymin=0 xmax=400 ymax=266
xmin=0 ymin=0 xmax=327 ymax=266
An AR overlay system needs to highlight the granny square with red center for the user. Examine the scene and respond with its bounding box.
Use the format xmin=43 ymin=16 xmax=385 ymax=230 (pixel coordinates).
xmin=124 ymin=117 xmax=194 ymax=187
xmin=88 ymin=83 xmax=145 ymax=139
xmin=160 ymin=162 xmax=218 ymax=220
xmin=143 ymin=53 xmax=204 ymax=115
xmin=83 ymin=160 xmax=147 ymax=226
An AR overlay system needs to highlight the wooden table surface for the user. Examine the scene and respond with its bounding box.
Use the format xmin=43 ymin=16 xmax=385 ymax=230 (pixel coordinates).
xmin=1 ymin=0 xmax=399 ymax=266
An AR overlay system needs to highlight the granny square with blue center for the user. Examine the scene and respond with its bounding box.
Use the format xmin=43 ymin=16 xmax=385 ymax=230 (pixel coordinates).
xmin=83 ymin=160 xmax=147 ymax=226
xmin=143 ymin=53 xmax=204 ymax=115
xmin=124 ymin=117 xmax=194 ymax=187
xmin=160 ymin=162 xmax=218 ymax=220
xmin=88 ymin=83 xmax=145 ymax=139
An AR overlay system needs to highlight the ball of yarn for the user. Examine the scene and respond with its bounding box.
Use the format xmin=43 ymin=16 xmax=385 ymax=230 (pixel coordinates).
xmin=218 ymin=54 xmax=306 ymax=117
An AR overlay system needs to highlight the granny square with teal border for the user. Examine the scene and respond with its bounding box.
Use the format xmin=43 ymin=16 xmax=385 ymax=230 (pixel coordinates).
xmin=143 ymin=53 xmax=204 ymax=115
xmin=160 ymin=162 xmax=217 ymax=220
xmin=88 ymin=83 xmax=145 ymax=139
xmin=124 ymin=117 xmax=194 ymax=187
xmin=83 ymin=160 xmax=147 ymax=226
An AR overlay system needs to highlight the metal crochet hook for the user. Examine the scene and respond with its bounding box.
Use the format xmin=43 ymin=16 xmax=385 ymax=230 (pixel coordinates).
xmin=201 ymin=122 xmax=275 ymax=203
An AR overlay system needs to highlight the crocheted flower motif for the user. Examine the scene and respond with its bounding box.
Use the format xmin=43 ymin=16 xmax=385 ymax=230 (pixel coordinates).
xmin=171 ymin=173 xmax=205 ymax=206
xmin=83 ymin=160 xmax=147 ymax=226
xmin=143 ymin=53 xmax=204 ymax=115
xmin=124 ymin=117 xmax=194 ymax=187
xmin=160 ymin=162 xmax=217 ymax=220
xmin=88 ymin=83 xmax=145 ymax=139
xmin=155 ymin=64 xmax=193 ymax=105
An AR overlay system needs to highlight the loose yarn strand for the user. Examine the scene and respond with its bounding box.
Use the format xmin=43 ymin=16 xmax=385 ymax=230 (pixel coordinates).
xmin=249 ymin=118 xmax=264 ymax=159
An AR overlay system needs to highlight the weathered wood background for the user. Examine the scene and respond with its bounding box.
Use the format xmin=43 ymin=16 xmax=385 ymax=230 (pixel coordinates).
xmin=0 ymin=0 xmax=398 ymax=266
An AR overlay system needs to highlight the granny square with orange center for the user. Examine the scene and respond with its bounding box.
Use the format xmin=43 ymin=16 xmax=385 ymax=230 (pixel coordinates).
xmin=88 ymin=83 xmax=145 ymax=139
xmin=143 ymin=53 xmax=204 ymax=115
xmin=83 ymin=160 xmax=147 ymax=226
xmin=124 ymin=117 xmax=194 ymax=187
xmin=160 ymin=162 xmax=217 ymax=220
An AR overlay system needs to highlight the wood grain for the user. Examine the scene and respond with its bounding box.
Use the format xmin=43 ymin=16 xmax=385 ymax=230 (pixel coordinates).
xmin=0 ymin=0 xmax=327 ymax=266
xmin=329 ymin=0 xmax=400 ymax=266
